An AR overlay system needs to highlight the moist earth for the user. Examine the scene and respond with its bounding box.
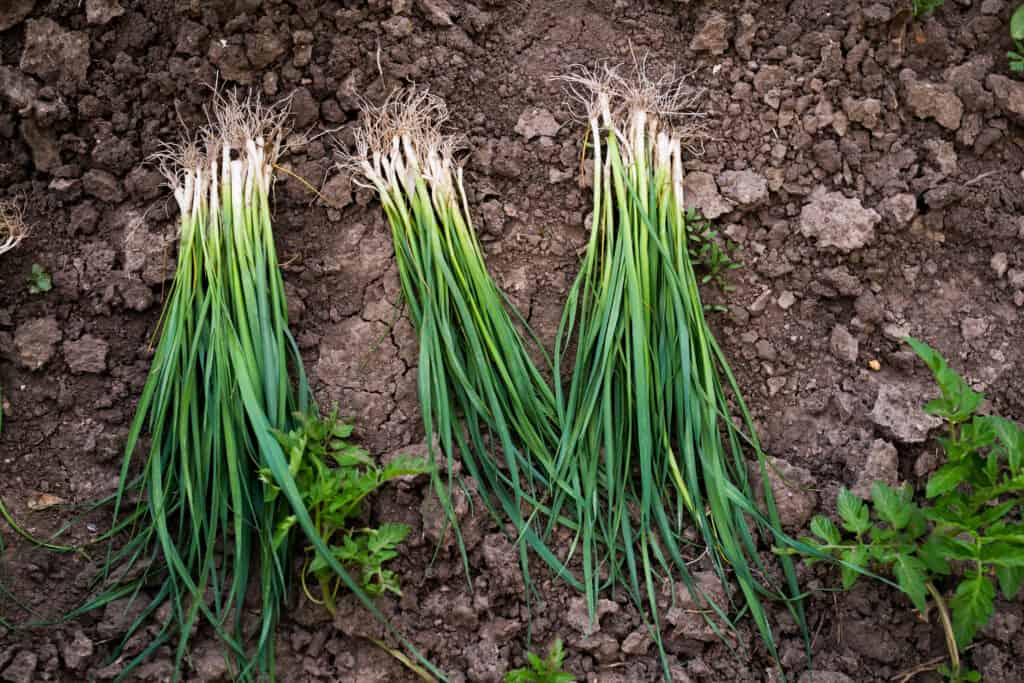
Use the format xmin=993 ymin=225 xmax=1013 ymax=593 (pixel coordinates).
xmin=1 ymin=0 xmax=1024 ymax=681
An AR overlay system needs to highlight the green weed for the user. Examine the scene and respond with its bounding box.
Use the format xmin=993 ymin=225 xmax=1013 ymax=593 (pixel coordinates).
xmin=263 ymin=409 xmax=431 ymax=613
xmin=505 ymin=639 xmax=574 ymax=683
xmin=28 ymin=264 xmax=51 ymax=294
xmin=799 ymin=338 xmax=1024 ymax=681
xmin=913 ymin=0 xmax=944 ymax=18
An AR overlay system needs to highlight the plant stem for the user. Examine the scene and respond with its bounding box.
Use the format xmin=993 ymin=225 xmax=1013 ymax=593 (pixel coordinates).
xmin=927 ymin=580 xmax=960 ymax=677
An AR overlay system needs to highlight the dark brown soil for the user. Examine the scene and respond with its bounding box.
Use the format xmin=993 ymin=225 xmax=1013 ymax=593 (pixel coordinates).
xmin=2 ymin=0 xmax=1024 ymax=681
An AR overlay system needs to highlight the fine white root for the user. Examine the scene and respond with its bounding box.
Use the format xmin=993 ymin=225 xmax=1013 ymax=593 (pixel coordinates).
xmin=0 ymin=198 xmax=29 ymax=257
xmin=343 ymin=89 xmax=461 ymax=203
xmin=153 ymin=92 xmax=291 ymax=224
xmin=559 ymin=57 xmax=707 ymax=210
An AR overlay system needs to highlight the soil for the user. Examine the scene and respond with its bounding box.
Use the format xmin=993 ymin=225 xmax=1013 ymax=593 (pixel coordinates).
xmin=2 ymin=0 xmax=1024 ymax=681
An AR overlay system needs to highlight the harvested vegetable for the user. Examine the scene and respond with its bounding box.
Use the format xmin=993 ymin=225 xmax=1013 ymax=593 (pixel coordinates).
xmin=350 ymin=67 xmax=805 ymax=680
xmin=553 ymin=64 xmax=804 ymax=669
xmin=69 ymin=94 xmax=439 ymax=682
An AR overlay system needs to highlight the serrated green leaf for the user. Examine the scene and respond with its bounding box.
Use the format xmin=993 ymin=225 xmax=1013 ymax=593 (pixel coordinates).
xmin=1012 ymin=4 xmax=1024 ymax=40
xmin=918 ymin=536 xmax=952 ymax=575
xmin=986 ymin=415 xmax=1024 ymax=472
xmin=926 ymin=462 xmax=971 ymax=498
xmin=893 ymin=554 xmax=929 ymax=614
xmin=980 ymin=541 xmax=1024 ymax=567
xmin=996 ymin=565 xmax=1024 ymax=600
xmin=950 ymin=572 xmax=995 ymax=650
xmin=872 ymin=482 xmax=912 ymax=530
xmin=810 ymin=515 xmax=842 ymax=545
xmin=837 ymin=487 xmax=871 ymax=534
xmin=906 ymin=337 xmax=982 ymax=423
xmin=840 ymin=545 xmax=868 ymax=590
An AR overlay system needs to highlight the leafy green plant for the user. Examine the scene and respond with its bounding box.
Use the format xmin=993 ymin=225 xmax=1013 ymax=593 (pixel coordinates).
xmin=800 ymin=337 xmax=1024 ymax=682
xmin=913 ymin=0 xmax=944 ymax=18
xmin=264 ymin=408 xmax=431 ymax=613
xmin=28 ymin=263 xmax=51 ymax=294
xmin=505 ymin=639 xmax=574 ymax=683
xmin=1008 ymin=5 xmax=1024 ymax=73
xmin=685 ymin=207 xmax=740 ymax=292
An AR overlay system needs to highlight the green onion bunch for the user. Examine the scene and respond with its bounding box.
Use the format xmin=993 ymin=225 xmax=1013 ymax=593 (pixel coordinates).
xmin=552 ymin=66 xmax=804 ymax=667
xmin=352 ymin=71 xmax=805 ymax=679
xmin=345 ymin=92 xmax=567 ymax=582
xmin=75 ymin=95 xmax=429 ymax=682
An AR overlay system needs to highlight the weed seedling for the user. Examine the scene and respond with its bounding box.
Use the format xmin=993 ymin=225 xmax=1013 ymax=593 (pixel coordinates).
xmin=28 ymin=264 xmax=51 ymax=294
xmin=797 ymin=338 xmax=1024 ymax=682
xmin=1008 ymin=5 xmax=1024 ymax=73
xmin=262 ymin=408 xmax=431 ymax=613
xmin=505 ymin=639 xmax=574 ymax=683
xmin=912 ymin=0 xmax=944 ymax=18
xmin=685 ymin=207 xmax=741 ymax=293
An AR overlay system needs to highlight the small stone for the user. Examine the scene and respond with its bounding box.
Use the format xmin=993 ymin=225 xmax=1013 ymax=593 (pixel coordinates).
xmin=1009 ymin=269 xmax=1024 ymax=289
xmin=750 ymin=457 xmax=817 ymax=529
xmin=290 ymin=87 xmax=317 ymax=128
xmin=85 ymin=0 xmax=125 ymax=25
xmin=749 ymin=289 xmax=773 ymax=315
xmin=903 ymin=76 xmax=963 ymax=130
xmin=870 ymin=382 xmax=944 ymax=444
xmin=1 ymin=650 xmax=37 ymax=683
xmin=381 ymin=15 xmax=414 ymax=38
xmin=565 ymin=597 xmax=619 ymax=635
xmin=767 ymin=377 xmax=787 ymax=396
xmin=717 ymin=170 xmax=768 ymax=206
xmin=0 ymin=66 xmax=39 ymax=112
xmin=924 ymin=139 xmax=958 ymax=176
xmin=0 ymin=0 xmax=34 ymax=32
xmin=822 ymin=266 xmax=863 ymax=297
xmin=514 ymin=107 xmax=559 ymax=141
xmin=121 ymin=281 xmax=153 ymax=312
xmin=800 ymin=188 xmax=880 ymax=252
xmin=21 ymin=119 xmax=60 ymax=173
xmin=321 ymin=174 xmax=352 ymax=210
xmin=991 ymin=253 xmax=1008 ymax=278
xmin=777 ymin=291 xmax=796 ymax=310
xmin=417 ymin=0 xmax=456 ymax=26
xmin=878 ymin=193 xmax=918 ymax=227
xmin=852 ymin=439 xmax=899 ymax=498
xmin=14 ymin=317 xmax=62 ymax=370
xmin=830 ymin=324 xmax=858 ymax=364
xmin=755 ymin=338 xmax=777 ymax=361
xmin=689 ymin=11 xmax=732 ymax=55
xmin=799 ymin=672 xmax=855 ymax=683
xmin=753 ymin=65 xmax=786 ymax=94
xmin=621 ymin=629 xmax=650 ymax=656
xmin=192 ymin=652 xmax=228 ymax=681
xmin=245 ymin=32 xmax=288 ymax=70
xmin=961 ymin=317 xmax=988 ymax=341
xmin=63 ymin=334 xmax=109 ymax=374
xmin=83 ymin=170 xmax=125 ymax=204
xmin=987 ymin=74 xmax=1024 ymax=123
xmin=61 ymin=630 xmax=94 ymax=671
xmin=843 ymin=97 xmax=883 ymax=130
xmin=868 ymin=359 xmax=881 ymax=372
xmin=19 ymin=19 xmax=90 ymax=89
xmin=683 ymin=172 xmax=732 ymax=219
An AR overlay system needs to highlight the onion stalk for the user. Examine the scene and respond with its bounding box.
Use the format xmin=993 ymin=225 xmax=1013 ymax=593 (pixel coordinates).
xmin=351 ymin=72 xmax=806 ymax=680
xmin=69 ymin=95 xmax=440 ymax=682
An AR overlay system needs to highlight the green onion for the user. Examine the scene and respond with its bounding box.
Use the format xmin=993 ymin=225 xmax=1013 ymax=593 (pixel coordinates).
xmin=66 ymin=94 xmax=441 ymax=682
xmin=352 ymin=73 xmax=805 ymax=681
xmin=553 ymin=66 xmax=805 ymax=673
xmin=344 ymin=92 xmax=568 ymax=589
